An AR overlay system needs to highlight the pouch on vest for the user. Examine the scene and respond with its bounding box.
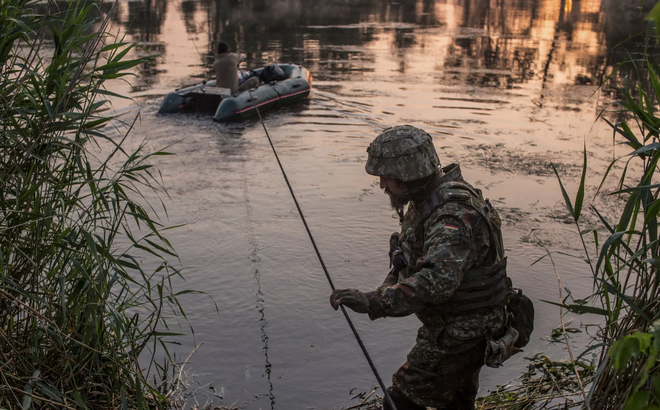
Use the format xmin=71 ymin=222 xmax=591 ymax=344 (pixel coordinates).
xmin=508 ymin=287 xmax=535 ymax=348
xmin=484 ymin=286 xmax=535 ymax=367
xmin=485 ymin=325 xmax=521 ymax=368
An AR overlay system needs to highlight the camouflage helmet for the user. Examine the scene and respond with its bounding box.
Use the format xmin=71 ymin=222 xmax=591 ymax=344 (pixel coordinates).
xmin=365 ymin=125 xmax=440 ymax=182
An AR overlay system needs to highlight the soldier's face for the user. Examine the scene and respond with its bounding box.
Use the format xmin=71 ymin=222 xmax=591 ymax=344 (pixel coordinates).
xmin=381 ymin=176 xmax=409 ymax=211
xmin=380 ymin=176 xmax=405 ymax=198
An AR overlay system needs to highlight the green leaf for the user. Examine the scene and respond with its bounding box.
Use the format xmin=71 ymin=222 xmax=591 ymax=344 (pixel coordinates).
xmin=652 ymin=375 xmax=660 ymax=401
xmin=21 ymin=391 xmax=32 ymax=410
xmin=617 ymin=191 xmax=642 ymax=233
xmin=595 ymin=231 xmax=624 ymax=276
xmin=144 ymin=238 xmax=176 ymax=257
xmin=624 ymin=391 xmax=650 ymax=410
xmin=110 ymin=43 xmax=135 ymax=64
xmin=648 ymin=57 xmax=660 ymax=104
xmin=81 ymin=116 xmax=112 ymax=130
xmin=574 ymin=143 xmax=587 ymax=221
xmin=43 ymin=97 xmax=54 ymax=118
xmin=96 ymin=59 xmax=143 ymax=74
xmin=541 ymin=300 xmax=608 ymax=316
xmin=100 ymin=41 xmax=131 ymax=52
xmin=120 ymin=387 xmax=128 ymax=410
xmin=151 ymin=331 xmax=186 ymax=336
xmin=96 ymin=88 xmax=133 ymax=100
xmin=646 ymin=199 xmax=660 ymax=223
xmin=610 ymin=336 xmax=643 ymax=370
xmin=603 ymin=119 xmax=640 ymax=150
xmin=136 ymin=375 xmax=143 ymax=409
xmin=551 ymin=163 xmax=574 ymax=218
xmin=632 ymin=142 xmax=660 ymax=156
xmin=632 ymin=332 xmax=653 ymax=352
xmin=647 ymin=0 xmax=660 ymax=40
xmin=599 ymin=279 xmax=653 ymax=323
xmin=34 ymin=382 xmax=63 ymax=403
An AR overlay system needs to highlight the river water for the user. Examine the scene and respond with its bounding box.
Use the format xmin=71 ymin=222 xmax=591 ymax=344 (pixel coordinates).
xmin=98 ymin=0 xmax=650 ymax=408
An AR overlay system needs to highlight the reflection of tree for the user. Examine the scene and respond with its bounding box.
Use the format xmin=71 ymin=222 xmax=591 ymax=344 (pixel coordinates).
xmin=124 ymin=0 xmax=168 ymax=40
xmin=199 ymin=0 xmax=648 ymax=86
xmin=441 ymin=0 xmax=542 ymax=88
xmin=436 ymin=0 xmax=643 ymax=89
xmin=116 ymin=0 xmax=169 ymax=90
xmin=31 ymin=0 xmax=114 ymax=40
xmin=205 ymin=0 xmax=441 ymax=80
xmin=181 ymin=1 xmax=199 ymax=34
xmin=97 ymin=0 xmax=653 ymax=92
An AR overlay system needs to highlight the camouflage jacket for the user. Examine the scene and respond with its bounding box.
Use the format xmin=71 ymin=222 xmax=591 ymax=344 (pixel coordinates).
xmin=365 ymin=164 xmax=506 ymax=340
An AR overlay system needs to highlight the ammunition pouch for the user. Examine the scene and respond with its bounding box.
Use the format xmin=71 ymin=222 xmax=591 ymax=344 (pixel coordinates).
xmin=484 ymin=287 xmax=535 ymax=367
xmin=508 ymin=287 xmax=535 ymax=348
xmin=485 ymin=323 xmax=521 ymax=368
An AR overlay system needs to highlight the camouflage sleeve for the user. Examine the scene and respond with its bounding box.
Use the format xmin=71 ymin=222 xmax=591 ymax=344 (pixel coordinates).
xmin=378 ymin=268 xmax=399 ymax=289
xmin=366 ymin=204 xmax=479 ymax=320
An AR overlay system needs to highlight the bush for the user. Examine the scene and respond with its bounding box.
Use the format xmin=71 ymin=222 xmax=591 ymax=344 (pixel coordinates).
xmin=0 ymin=0 xmax=187 ymax=408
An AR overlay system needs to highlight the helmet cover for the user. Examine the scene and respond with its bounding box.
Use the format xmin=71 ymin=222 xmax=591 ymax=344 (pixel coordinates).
xmin=365 ymin=125 xmax=440 ymax=182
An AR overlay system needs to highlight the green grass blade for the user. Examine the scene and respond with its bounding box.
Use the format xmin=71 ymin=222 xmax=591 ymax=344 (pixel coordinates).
xmin=574 ymin=143 xmax=588 ymax=221
xmin=551 ymin=163 xmax=575 ymax=218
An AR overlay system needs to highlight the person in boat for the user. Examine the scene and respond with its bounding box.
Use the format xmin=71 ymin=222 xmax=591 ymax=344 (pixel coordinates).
xmin=330 ymin=125 xmax=511 ymax=410
xmin=213 ymin=41 xmax=259 ymax=96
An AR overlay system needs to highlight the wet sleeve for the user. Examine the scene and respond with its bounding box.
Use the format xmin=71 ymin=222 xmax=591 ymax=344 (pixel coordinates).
xmin=366 ymin=208 xmax=474 ymax=320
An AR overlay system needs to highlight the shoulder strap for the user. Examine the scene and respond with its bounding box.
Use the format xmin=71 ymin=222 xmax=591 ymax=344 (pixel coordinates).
xmin=418 ymin=181 xmax=505 ymax=260
xmin=417 ymin=181 xmax=479 ymax=220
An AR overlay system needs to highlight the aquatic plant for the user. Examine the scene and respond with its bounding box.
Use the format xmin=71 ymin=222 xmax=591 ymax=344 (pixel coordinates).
xmin=475 ymin=18 xmax=660 ymax=410
xmin=578 ymin=30 xmax=660 ymax=410
xmin=0 ymin=0 xmax=190 ymax=408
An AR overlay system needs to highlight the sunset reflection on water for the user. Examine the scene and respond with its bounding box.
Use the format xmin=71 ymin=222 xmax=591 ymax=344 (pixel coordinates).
xmin=86 ymin=0 xmax=654 ymax=408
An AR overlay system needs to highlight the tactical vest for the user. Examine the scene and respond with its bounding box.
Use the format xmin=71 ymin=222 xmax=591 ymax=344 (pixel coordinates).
xmin=400 ymin=181 xmax=511 ymax=315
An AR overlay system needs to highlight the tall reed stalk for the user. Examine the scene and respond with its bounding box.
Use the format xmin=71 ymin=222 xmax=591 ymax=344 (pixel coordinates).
xmin=477 ymin=10 xmax=660 ymax=410
xmin=483 ymin=28 xmax=660 ymax=410
xmin=577 ymin=30 xmax=660 ymax=410
xmin=0 ymin=0 xmax=188 ymax=408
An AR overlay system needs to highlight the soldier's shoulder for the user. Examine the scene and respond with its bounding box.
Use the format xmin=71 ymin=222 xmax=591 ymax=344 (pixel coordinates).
xmin=422 ymin=202 xmax=476 ymax=232
xmin=428 ymin=199 xmax=480 ymax=219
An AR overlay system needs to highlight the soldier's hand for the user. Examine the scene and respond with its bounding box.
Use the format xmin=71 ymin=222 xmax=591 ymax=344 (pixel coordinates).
xmin=329 ymin=289 xmax=370 ymax=314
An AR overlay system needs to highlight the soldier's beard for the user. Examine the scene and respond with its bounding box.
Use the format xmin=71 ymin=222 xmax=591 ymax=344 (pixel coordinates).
xmin=385 ymin=188 xmax=410 ymax=213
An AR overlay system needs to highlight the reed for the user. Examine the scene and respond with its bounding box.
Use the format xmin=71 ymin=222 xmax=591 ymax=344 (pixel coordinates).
xmin=0 ymin=0 xmax=189 ymax=408
xmin=476 ymin=20 xmax=660 ymax=410
xmin=577 ymin=29 xmax=660 ymax=410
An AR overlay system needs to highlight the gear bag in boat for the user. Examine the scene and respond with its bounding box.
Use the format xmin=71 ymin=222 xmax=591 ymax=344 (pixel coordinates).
xmin=258 ymin=64 xmax=288 ymax=83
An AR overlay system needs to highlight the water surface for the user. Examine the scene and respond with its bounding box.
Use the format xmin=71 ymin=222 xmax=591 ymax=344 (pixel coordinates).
xmin=100 ymin=0 xmax=650 ymax=408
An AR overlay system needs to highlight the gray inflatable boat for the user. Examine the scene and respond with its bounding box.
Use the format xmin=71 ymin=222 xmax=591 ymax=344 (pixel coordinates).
xmin=158 ymin=64 xmax=312 ymax=122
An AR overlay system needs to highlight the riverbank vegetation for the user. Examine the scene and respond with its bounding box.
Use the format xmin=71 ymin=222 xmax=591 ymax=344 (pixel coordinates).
xmin=0 ymin=0 xmax=189 ymax=408
xmin=472 ymin=17 xmax=660 ymax=410
xmin=354 ymin=8 xmax=660 ymax=410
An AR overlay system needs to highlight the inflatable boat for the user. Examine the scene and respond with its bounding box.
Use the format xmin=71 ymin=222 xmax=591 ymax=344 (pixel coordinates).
xmin=158 ymin=64 xmax=312 ymax=122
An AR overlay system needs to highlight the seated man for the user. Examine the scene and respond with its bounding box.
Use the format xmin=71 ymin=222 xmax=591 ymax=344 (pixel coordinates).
xmin=213 ymin=42 xmax=259 ymax=95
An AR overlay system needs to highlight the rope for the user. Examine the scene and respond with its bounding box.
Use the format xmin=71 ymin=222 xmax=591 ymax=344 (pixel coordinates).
xmin=247 ymin=90 xmax=398 ymax=410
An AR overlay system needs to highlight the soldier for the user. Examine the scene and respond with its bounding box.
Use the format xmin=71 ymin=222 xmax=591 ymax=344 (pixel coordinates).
xmin=330 ymin=125 xmax=511 ymax=410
